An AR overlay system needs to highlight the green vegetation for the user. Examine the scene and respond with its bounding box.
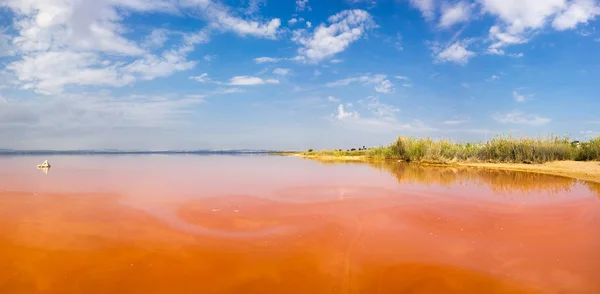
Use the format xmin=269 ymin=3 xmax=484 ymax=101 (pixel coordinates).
xmin=576 ymin=137 xmax=600 ymax=161
xmin=303 ymin=135 xmax=600 ymax=164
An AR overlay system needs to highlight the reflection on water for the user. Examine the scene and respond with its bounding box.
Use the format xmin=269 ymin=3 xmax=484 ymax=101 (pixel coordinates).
xmin=369 ymin=161 xmax=579 ymax=196
xmin=316 ymin=159 xmax=599 ymax=198
xmin=0 ymin=155 xmax=599 ymax=294
xmin=37 ymin=166 xmax=50 ymax=175
xmin=584 ymin=181 xmax=600 ymax=198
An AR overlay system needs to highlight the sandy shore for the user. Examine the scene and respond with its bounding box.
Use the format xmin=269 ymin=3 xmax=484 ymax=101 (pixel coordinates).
xmin=287 ymin=153 xmax=600 ymax=184
xmin=458 ymin=161 xmax=600 ymax=184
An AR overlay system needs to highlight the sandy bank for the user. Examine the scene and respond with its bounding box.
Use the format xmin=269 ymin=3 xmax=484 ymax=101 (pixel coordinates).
xmin=285 ymin=153 xmax=600 ymax=184
xmin=458 ymin=161 xmax=600 ymax=184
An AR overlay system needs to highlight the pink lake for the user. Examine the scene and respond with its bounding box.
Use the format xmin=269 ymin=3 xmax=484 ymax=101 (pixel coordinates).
xmin=0 ymin=155 xmax=599 ymax=294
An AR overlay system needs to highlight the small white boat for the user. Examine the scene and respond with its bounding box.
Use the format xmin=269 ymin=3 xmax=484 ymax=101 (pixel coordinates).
xmin=37 ymin=160 xmax=51 ymax=168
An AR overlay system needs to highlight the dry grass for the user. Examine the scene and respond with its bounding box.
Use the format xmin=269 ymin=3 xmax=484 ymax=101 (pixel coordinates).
xmin=360 ymin=135 xmax=599 ymax=164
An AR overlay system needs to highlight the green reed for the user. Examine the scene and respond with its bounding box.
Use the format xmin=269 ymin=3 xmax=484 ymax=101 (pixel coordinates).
xmin=360 ymin=135 xmax=600 ymax=163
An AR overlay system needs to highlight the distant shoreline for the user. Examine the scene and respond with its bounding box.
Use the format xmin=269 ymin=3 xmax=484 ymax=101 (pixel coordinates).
xmin=0 ymin=150 xmax=278 ymax=156
xmin=278 ymin=152 xmax=600 ymax=184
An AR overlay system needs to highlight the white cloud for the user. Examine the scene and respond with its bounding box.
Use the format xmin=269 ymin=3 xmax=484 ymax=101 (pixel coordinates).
xmin=292 ymin=10 xmax=375 ymax=63
xmin=443 ymin=119 xmax=469 ymax=125
xmin=552 ymin=0 xmax=600 ymax=30
xmin=117 ymin=1 xmax=180 ymax=13
xmin=395 ymin=76 xmax=409 ymax=80
xmin=0 ymin=31 xmax=15 ymax=57
xmin=431 ymin=40 xmax=476 ymax=65
xmin=228 ymin=76 xmax=280 ymax=86
xmin=204 ymin=54 xmax=217 ymax=62
xmin=486 ymin=74 xmax=500 ymax=81
xmin=333 ymin=104 xmax=360 ymax=120
xmin=331 ymin=97 xmax=435 ymax=133
xmin=439 ymin=1 xmax=472 ymax=28
xmin=0 ymin=90 xmax=214 ymax=149
xmin=327 ymin=74 xmax=387 ymax=87
xmin=327 ymin=96 xmax=341 ymax=103
xmin=493 ymin=110 xmax=550 ymax=126
xmin=254 ymin=57 xmax=281 ymax=63
xmin=508 ymin=52 xmax=524 ymax=58
xmin=513 ymin=90 xmax=527 ymax=102
xmin=190 ymin=73 xmax=211 ymax=83
xmin=487 ymin=48 xmax=505 ymax=55
xmin=0 ymin=91 xmax=202 ymax=132
xmin=394 ymin=33 xmax=404 ymax=51
xmin=330 ymin=59 xmax=344 ymax=64
xmin=183 ymin=29 xmax=212 ymax=46
xmin=288 ymin=17 xmax=310 ymax=27
xmin=327 ymin=74 xmax=392 ymax=93
xmin=360 ymin=96 xmax=399 ymax=117
xmin=7 ymin=51 xmax=136 ymax=94
xmin=578 ymin=28 xmax=594 ymax=36
xmin=478 ymin=0 xmax=566 ymax=34
xmin=1 ymin=0 xmax=209 ymax=94
xmin=181 ymin=0 xmax=281 ymax=39
xmin=123 ymin=48 xmax=197 ymax=81
xmin=314 ymin=69 xmax=323 ymax=77
xmin=476 ymin=0 xmax=600 ymax=53
xmin=375 ymin=80 xmax=394 ymax=94
xmin=296 ymin=0 xmax=310 ymax=12
xmin=346 ymin=0 xmax=377 ymax=5
xmin=245 ymin=0 xmax=267 ymax=15
xmin=409 ymin=0 xmax=436 ymax=21
xmin=306 ymin=21 xmax=312 ymax=28
xmin=477 ymin=0 xmax=600 ymax=54
xmin=185 ymin=94 xmax=207 ymax=101
xmin=212 ymin=87 xmax=247 ymax=94
xmin=273 ymin=68 xmax=291 ymax=76
xmin=4 ymin=0 xmax=150 ymax=56
xmin=142 ymin=29 xmax=169 ymax=48
xmin=0 ymin=69 xmax=16 ymax=90
xmin=461 ymin=82 xmax=470 ymax=88
xmin=487 ymin=25 xmax=528 ymax=54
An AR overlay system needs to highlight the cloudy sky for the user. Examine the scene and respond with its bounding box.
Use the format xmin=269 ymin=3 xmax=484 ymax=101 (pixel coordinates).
xmin=0 ymin=0 xmax=599 ymax=150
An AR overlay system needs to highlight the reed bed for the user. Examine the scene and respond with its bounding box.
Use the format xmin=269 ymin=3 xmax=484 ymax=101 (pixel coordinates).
xmin=305 ymin=135 xmax=600 ymax=164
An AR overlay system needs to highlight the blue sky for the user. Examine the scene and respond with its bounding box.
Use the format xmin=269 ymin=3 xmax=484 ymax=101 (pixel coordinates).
xmin=0 ymin=0 xmax=599 ymax=150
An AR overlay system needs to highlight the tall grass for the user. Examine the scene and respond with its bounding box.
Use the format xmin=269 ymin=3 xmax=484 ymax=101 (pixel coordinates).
xmin=577 ymin=137 xmax=600 ymax=161
xmin=362 ymin=135 xmax=600 ymax=164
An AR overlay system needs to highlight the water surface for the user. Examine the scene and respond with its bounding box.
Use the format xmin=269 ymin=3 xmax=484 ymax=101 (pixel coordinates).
xmin=0 ymin=155 xmax=599 ymax=293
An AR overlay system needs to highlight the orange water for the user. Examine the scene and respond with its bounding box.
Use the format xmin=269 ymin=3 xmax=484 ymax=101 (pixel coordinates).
xmin=0 ymin=155 xmax=599 ymax=293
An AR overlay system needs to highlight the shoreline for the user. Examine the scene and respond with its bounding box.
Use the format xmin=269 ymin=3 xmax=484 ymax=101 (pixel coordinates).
xmin=280 ymin=153 xmax=600 ymax=184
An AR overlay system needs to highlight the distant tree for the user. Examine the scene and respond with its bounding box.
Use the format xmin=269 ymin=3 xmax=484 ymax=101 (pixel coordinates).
xmin=308 ymin=149 xmax=313 ymax=153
